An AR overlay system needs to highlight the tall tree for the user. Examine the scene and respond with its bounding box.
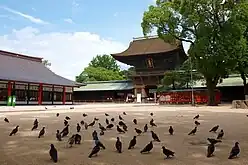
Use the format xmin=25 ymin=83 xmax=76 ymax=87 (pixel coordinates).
xmin=89 ymin=54 xmax=120 ymax=71
xmin=142 ymin=0 xmax=248 ymax=105
xmin=76 ymin=54 xmax=125 ymax=82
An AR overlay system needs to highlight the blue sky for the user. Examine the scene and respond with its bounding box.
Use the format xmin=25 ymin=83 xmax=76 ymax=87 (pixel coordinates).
xmin=0 ymin=0 xmax=189 ymax=80
xmin=0 ymin=0 xmax=154 ymax=42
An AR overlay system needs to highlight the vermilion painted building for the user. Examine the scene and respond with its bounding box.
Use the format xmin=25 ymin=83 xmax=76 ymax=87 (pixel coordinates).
xmin=0 ymin=50 xmax=82 ymax=105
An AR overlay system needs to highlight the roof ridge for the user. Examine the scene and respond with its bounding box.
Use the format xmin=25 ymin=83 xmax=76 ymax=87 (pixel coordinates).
xmin=0 ymin=50 xmax=42 ymax=62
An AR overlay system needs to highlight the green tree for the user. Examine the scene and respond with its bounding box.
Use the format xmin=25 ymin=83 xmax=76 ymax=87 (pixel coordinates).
xmin=76 ymin=66 xmax=125 ymax=82
xmin=89 ymin=54 xmax=120 ymax=71
xmin=142 ymin=0 xmax=248 ymax=105
xmin=234 ymin=29 xmax=248 ymax=98
xmin=42 ymin=59 xmax=51 ymax=68
xmin=120 ymin=66 xmax=135 ymax=79
xmin=76 ymin=54 xmax=126 ymax=82
xmin=161 ymin=59 xmax=203 ymax=90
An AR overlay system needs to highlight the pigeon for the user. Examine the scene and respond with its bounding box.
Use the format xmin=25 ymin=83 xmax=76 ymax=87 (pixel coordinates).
xmin=88 ymin=120 xmax=95 ymax=127
xmin=83 ymin=113 xmax=88 ymax=117
xmin=122 ymin=124 xmax=128 ymax=132
xmin=105 ymin=118 xmax=110 ymax=125
xmin=119 ymin=115 xmax=124 ymax=120
xmin=9 ymin=125 xmax=19 ymax=136
xmin=195 ymin=121 xmax=200 ymax=126
xmin=99 ymin=123 xmax=106 ymax=131
xmin=162 ymin=146 xmax=175 ymax=158
xmin=207 ymin=138 xmax=222 ymax=145
xmin=77 ymin=123 xmax=81 ymax=132
xmin=84 ymin=122 xmax=88 ymax=130
xmin=119 ymin=121 xmax=126 ymax=126
xmin=56 ymin=113 xmax=59 ymax=117
xmin=151 ymin=131 xmax=161 ymax=142
xmin=209 ymin=125 xmax=219 ymax=133
xmin=135 ymin=128 xmax=142 ymax=135
xmin=123 ymin=112 xmax=127 ymax=115
xmin=97 ymin=140 xmax=106 ymax=150
xmin=31 ymin=123 xmax=38 ymax=131
xmin=150 ymin=119 xmax=157 ymax=127
xmin=65 ymin=116 xmax=71 ymax=120
xmin=207 ymin=143 xmax=215 ymax=158
xmin=228 ymin=142 xmax=240 ymax=159
xmin=169 ymin=126 xmax=174 ymax=135
xmin=94 ymin=117 xmax=99 ymax=121
xmin=38 ymin=127 xmax=45 ymax=138
xmin=64 ymin=120 xmax=68 ymax=126
xmin=92 ymin=130 xmax=98 ymax=141
xmin=100 ymin=130 xmax=104 ymax=136
xmin=33 ymin=119 xmax=38 ymax=125
xmin=61 ymin=125 xmax=69 ymax=137
xmin=80 ymin=120 xmax=84 ymax=125
xmin=49 ymin=144 xmax=58 ymax=163
xmin=144 ymin=124 xmax=148 ymax=132
xmin=188 ymin=127 xmax=197 ymax=135
xmin=45 ymin=107 xmax=48 ymax=110
xmin=117 ymin=126 xmax=125 ymax=133
xmin=140 ymin=141 xmax=153 ymax=153
xmin=133 ymin=119 xmax=137 ymax=125
xmin=193 ymin=114 xmax=199 ymax=119
xmin=150 ymin=112 xmax=153 ymax=116
xmin=74 ymin=134 xmax=81 ymax=144
xmin=217 ymin=129 xmax=224 ymax=139
xmin=70 ymin=107 xmax=74 ymax=109
xmin=4 ymin=117 xmax=9 ymax=123
xmin=68 ymin=135 xmax=75 ymax=148
xmin=128 ymin=136 xmax=137 ymax=149
xmin=115 ymin=137 xmax=122 ymax=153
xmin=88 ymin=144 xmax=101 ymax=158
xmin=106 ymin=123 xmax=114 ymax=129
xmin=56 ymin=130 xmax=62 ymax=141
xmin=111 ymin=118 xmax=115 ymax=122
xmin=105 ymin=113 xmax=109 ymax=116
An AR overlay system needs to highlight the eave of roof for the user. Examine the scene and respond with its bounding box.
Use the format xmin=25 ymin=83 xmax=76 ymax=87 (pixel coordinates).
xmin=73 ymin=80 xmax=133 ymax=91
xmin=0 ymin=50 xmax=83 ymax=87
xmin=111 ymin=36 xmax=182 ymax=57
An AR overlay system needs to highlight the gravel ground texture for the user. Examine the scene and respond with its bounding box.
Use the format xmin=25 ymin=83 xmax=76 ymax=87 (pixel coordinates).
xmin=0 ymin=104 xmax=247 ymax=165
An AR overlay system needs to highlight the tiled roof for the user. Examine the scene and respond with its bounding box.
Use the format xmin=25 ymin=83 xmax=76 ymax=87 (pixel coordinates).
xmin=111 ymin=36 xmax=182 ymax=56
xmin=194 ymin=75 xmax=244 ymax=88
xmin=0 ymin=50 xmax=82 ymax=86
xmin=73 ymin=80 xmax=134 ymax=91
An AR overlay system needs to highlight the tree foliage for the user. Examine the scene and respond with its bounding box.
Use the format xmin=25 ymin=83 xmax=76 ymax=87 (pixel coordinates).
xmin=89 ymin=54 xmax=120 ymax=71
xmin=76 ymin=54 xmax=126 ymax=82
xmin=42 ymin=59 xmax=51 ymax=68
xmin=161 ymin=59 xmax=203 ymax=90
xmin=142 ymin=0 xmax=248 ymax=105
xmin=76 ymin=66 xmax=125 ymax=82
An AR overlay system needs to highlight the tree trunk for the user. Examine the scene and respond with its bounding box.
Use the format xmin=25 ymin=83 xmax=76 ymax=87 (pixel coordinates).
xmin=240 ymin=72 xmax=247 ymax=100
xmin=206 ymin=77 xmax=219 ymax=106
xmin=172 ymin=81 xmax=176 ymax=90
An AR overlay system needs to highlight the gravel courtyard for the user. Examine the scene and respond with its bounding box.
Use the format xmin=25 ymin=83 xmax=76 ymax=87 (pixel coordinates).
xmin=0 ymin=104 xmax=248 ymax=165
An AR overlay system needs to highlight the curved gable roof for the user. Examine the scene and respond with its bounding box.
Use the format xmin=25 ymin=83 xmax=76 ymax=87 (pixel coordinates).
xmin=111 ymin=37 xmax=182 ymax=56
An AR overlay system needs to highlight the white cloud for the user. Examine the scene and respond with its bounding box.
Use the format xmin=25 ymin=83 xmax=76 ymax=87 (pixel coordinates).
xmin=64 ymin=18 xmax=74 ymax=24
xmin=1 ymin=6 xmax=49 ymax=25
xmin=0 ymin=27 xmax=127 ymax=81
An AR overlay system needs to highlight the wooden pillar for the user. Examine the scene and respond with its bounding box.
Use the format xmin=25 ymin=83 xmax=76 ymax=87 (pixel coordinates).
xmin=38 ymin=83 xmax=43 ymax=105
xmin=72 ymin=87 xmax=74 ymax=104
xmin=62 ymin=86 xmax=66 ymax=105
xmin=52 ymin=85 xmax=54 ymax=105
xmin=27 ymin=84 xmax=30 ymax=105
xmin=7 ymin=81 xmax=12 ymax=96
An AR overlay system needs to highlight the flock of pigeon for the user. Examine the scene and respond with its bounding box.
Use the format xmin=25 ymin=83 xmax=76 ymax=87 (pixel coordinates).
xmin=3 ymin=112 xmax=240 ymax=163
